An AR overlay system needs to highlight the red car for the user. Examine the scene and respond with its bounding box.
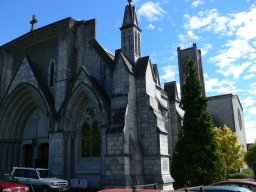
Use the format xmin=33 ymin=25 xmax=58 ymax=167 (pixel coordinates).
xmin=0 ymin=172 xmax=30 ymax=192
xmin=210 ymin=180 xmax=256 ymax=192
xmin=0 ymin=181 xmax=30 ymax=192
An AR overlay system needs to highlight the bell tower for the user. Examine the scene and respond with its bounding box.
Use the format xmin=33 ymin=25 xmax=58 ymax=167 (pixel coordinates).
xmin=120 ymin=0 xmax=142 ymax=63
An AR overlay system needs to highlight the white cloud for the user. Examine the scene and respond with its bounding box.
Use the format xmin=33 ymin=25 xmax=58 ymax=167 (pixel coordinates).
xmin=210 ymin=39 xmax=254 ymax=77
xmin=187 ymin=30 xmax=200 ymax=40
xmin=201 ymin=43 xmax=213 ymax=56
xmin=244 ymin=121 xmax=256 ymax=143
xmin=248 ymin=107 xmax=256 ymax=115
xmin=243 ymin=74 xmax=255 ymax=79
xmin=252 ymin=41 xmax=256 ymax=47
xmin=249 ymin=65 xmax=256 ymax=72
xmin=184 ymin=9 xmax=219 ymax=30
xmin=191 ymin=0 xmax=204 ymax=8
xmin=205 ymin=77 xmax=219 ymax=93
xmin=217 ymin=61 xmax=251 ymax=79
xmin=161 ymin=65 xmax=177 ymax=82
xmin=213 ymin=16 xmax=230 ymax=33
xmin=184 ymin=9 xmax=230 ymax=34
xmin=178 ymin=31 xmax=200 ymax=47
xmin=147 ymin=23 xmax=155 ymax=30
xmin=204 ymin=75 xmax=239 ymax=95
xmin=241 ymin=96 xmax=255 ymax=108
xmin=247 ymin=83 xmax=256 ymax=95
xmin=228 ymin=6 xmax=256 ymax=40
xmin=137 ymin=1 xmax=166 ymax=22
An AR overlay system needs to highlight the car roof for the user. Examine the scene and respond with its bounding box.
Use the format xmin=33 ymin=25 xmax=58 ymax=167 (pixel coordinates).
xmin=214 ymin=180 xmax=256 ymax=185
xmin=98 ymin=189 xmax=182 ymax=192
xmin=13 ymin=167 xmax=49 ymax=170
xmin=185 ymin=185 xmax=252 ymax=192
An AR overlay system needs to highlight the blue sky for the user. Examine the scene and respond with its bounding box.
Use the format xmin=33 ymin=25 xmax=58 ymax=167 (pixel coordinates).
xmin=1 ymin=0 xmax=256 ymax=143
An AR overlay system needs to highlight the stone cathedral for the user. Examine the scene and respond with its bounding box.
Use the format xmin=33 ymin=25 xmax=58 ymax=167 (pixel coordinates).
xmin=0 ymin=0 xmax=182 ymax=189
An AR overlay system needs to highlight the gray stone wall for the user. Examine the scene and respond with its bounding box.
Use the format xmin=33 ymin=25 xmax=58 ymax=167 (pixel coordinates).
xmin=0 ymin=50 xmax=14 ymax=98
xmin=49 ymin=132 xmax=65 ymax=177
xmin=208 ymin=94 xmax=247 ymax=149
xmin=208 ymin=95 xmax=234 ymax=129
xmin=231 ymin=95 xmax=247 ymax=149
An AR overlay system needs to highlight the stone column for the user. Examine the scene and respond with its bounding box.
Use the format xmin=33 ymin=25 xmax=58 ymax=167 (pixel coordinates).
xmin=63 ymin=132 xmax=69 ymax=179
xmin=49 ymin=132 xmax=65 ymax=177
xmin=70 ymin=132 xmax=75 ymax=178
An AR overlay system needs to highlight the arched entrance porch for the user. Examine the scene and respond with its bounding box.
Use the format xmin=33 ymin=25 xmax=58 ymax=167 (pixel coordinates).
xmin=0 ymin=83 xmax=50 ymax=171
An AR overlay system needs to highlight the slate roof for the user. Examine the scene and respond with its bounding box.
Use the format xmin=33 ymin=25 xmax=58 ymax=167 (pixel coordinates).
xmin=136 ymin=56 xmax=150 ymax=76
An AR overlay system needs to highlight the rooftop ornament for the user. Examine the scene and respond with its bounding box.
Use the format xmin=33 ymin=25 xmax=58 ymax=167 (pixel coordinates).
xmin=30 ymin=15 xmax=38 ymax=32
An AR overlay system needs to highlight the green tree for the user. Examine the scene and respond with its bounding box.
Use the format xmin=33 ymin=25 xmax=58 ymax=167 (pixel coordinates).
xmin=171 ymin=57 xmax=226 ymax=189
xmin=213 ymin=125 xmax=245 ymax=175
xmin=245 ymin=142 xmax=256 ymax=180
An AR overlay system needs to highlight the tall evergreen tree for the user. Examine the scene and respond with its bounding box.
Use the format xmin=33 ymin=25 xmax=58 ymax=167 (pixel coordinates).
xmin=245 ymin=142 xmax=256 ymax=180
xmin=171 ymin=57 xmax=226 ymax=189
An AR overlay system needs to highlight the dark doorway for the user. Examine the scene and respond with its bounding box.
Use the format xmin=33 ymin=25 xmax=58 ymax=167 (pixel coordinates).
xmin=24 ymin=144 xmax=33 ymax=167
xmin=35 ymin=143 xmax=49 ymax=168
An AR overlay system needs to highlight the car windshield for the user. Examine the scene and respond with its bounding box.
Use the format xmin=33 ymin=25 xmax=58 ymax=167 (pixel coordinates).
xmin=0 ymin=173 xmax=17 ymax=182
xmin=38 ymin=170 xmax=55 ymax=178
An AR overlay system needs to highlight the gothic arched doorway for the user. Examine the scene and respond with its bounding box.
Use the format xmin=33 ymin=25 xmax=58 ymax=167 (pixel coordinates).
xmin=35 ymin=143 xmax=49 ymax=168
xmin=24 ymin=144 xmax=33 ymax=167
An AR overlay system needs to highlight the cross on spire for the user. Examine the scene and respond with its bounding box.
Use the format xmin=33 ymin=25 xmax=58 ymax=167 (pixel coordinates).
xmin=128 ymin=0 xmax=132 ymax=5
xmin=30 ymin=15 xmax=38 ymax=32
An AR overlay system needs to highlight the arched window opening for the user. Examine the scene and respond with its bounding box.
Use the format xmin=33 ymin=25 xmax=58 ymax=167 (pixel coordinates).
xmin=81 ymin=107 xmax=100 ymax=158
xmin=135 ymin=32 xmax=138 ymax=55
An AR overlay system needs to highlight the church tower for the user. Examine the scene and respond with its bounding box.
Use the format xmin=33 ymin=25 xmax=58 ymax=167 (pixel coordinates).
xmin=120 ymin=0 xmax=142 ymax=63
xmin=177 ymin=43 xmax=206 ymax=98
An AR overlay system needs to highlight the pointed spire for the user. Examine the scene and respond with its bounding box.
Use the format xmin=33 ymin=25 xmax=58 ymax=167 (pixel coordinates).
xmin=120 ymin=0 xmax=141 ymax=31
xmin=120 ymin=0 xmax=142 ymax=63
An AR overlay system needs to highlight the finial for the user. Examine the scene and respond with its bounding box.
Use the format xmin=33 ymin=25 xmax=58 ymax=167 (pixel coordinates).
xmin=30 ymin=15 xmax=38 ymax=32
xmin=128 ymin=0 xmax=132 ymax=5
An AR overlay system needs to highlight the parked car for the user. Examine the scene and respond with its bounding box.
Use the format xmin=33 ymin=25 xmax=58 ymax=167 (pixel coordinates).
xmin=0 ymin=172 xmax=30 ymax=192
xmin=11 ymin=167 xmax=69 ymax=192
xmin=0 ymin=181 xmax=30 ymax=192
xmin=210 ymin=180 xmax=256 ymax=192
xmin=0 ymin=172 xmax=18 ymax=183
xmin=98 ymin=184 xmax=182 ymax=192
xmin=179 ymin=185 xmax=252 ymax=192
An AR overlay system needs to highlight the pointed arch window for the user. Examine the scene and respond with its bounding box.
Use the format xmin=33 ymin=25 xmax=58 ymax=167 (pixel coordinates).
xmin=81 ymin=107 xmax=100 ymax=157
xmin=135 ymin=31 xmax=138 ymax=55
xmin=138 ymin=32 xmax=141 ymax=56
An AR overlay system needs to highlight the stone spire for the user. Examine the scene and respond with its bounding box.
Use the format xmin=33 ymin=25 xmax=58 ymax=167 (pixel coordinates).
xmin=120 ymin=0 xmax=142 ymax=63
xmin=120 ymin=0 xmax=140 ymax=30
xmin=30 ymin=15 xmax=38 ymax=32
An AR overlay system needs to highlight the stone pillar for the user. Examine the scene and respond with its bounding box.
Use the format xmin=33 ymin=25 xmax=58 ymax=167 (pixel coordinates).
xmin=55 ymin=21 xmax=75 ymax=111
xmin=101 ymin=133 xmax=132 ymax=188
xmin=0 ymin=141 xmax=3 ymax=170
xmin=49 ymin=132 xmax=65 ymax=177
xmin=70 ymin=132 xmax=75 ymax=178
xmin=63 ymin=132 xmax=69 ymax=178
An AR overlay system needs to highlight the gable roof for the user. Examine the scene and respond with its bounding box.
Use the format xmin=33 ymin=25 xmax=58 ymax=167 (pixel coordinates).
xmin=4 ymin=55 xmax=56 ymax=114
xmin=114 ymin=49 xmax=135 ymax=74
xmin=1 ymin=17 xmax=95 ymax=53
xmin=90 ymin=39 xmax=114 ymax=67
xmin=136 ymin=56 xmax=150 ymax=76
